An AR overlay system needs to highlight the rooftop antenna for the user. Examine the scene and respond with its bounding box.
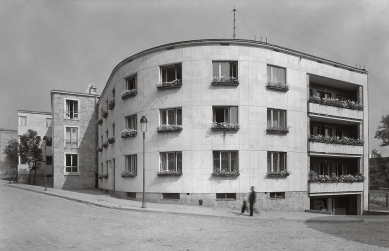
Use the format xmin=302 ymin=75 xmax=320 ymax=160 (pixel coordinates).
xmin=233 ymin=7 xmax=236 ymax=39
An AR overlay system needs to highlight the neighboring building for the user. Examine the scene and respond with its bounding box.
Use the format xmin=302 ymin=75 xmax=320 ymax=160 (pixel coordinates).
xmin=96 ymin=39 xmax=368 ymax=214
xmin=51 ymin=86 xmax=99 ymax=189
xmin=0 ymin=128 xmax=18 ymax=176
xmin=17 ymin=110 xmax=53 ymax=178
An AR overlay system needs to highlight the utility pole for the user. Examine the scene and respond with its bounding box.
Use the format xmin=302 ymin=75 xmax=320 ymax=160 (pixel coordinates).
xmin=233 ymin=7 xmax=236 ymax=39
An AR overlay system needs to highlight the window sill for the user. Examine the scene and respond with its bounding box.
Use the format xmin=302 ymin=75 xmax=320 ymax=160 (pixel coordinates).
xmin=211 ymin=81 xmax=239 ymax=86
xmin=266 ymin=129 xmax=289 ymax=134
xmin=266 ymin=172 xmax=290 ymax=178
xmin=157 ymin=84 xmax=182 ymax=90
xmin=121 ymin=174 xmax=136 ymax=178
xmin=212 ymin=172 xmax=240 ymax=177
xmin=121 ymin=132 xmax=137 ymax=138
xmin=157 ymin=172 xmax=182 ymax=176
xmin=211 ymin=127 xmax=239 ymax=131
xmin=121 ymin=91 xmax=137 ymax=99
xmin=157 ymin=128 xmax=183 ymax=133
xmin=266 ymin=85 xmax=289 ymax=92
xmin=65 ymin=118 xmax=79 ymax=121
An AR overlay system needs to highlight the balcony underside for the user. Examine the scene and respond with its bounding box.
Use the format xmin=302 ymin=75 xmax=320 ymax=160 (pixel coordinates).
xmin=309 ymin=182 xmax=363 ymax=195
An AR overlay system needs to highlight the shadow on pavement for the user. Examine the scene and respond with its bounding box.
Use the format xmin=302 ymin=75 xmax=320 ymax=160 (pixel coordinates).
xmin=305 ymin=216 xmax=389 ymax=248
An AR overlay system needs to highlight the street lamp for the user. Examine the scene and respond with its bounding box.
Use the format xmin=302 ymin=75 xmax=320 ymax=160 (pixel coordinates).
xmin=42 ymin=136 xmax=51 ymax=191
xmin=140 ymin=116 xmax=148 ymax=208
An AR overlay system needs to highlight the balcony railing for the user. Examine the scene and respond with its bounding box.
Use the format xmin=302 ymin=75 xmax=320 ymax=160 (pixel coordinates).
xmin=308 ymin=141 xmax=363 ymax=155
xmin=309 ymin=182 xmax=364 ymax=194
xmin=308 ymin=102 xmax=363 ymax=120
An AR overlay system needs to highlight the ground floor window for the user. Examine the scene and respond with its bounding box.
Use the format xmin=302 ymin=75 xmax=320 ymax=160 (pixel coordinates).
xmin=160 ymin=152 xmax=182 ymax=172
xmin=267 ymin=152 xmax=287 ymax=173
xmin=270 ymin=192 xmax=285 ymax=199
xmin=65 ymin=154 xmax=78 ymax=175
xmin=126 ymin=154 xmax=137 ymax=174
xmin=213 ymin=151 xmax=239 ymax=173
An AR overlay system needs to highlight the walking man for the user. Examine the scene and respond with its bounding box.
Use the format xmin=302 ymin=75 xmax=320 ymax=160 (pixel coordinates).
xmin=249 ymin=186 xmax=256 ymax=216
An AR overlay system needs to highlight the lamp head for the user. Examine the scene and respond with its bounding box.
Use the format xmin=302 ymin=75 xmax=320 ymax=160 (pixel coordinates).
xmin=140 ymin=116 xmax=148 ymax=133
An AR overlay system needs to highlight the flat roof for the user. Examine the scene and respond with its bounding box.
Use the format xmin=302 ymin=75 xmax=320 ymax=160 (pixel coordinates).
xmin=100 ymin=38 xmax=368 ymax=100
xmin=51 ymin=89 xmax=100 ymax=98
xmin=18 ymin=110 xmax=52 ymax=115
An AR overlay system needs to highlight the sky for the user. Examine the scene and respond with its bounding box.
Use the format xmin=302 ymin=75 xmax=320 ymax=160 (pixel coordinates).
xmin=1 ymin=0 xmax=388 ymax=155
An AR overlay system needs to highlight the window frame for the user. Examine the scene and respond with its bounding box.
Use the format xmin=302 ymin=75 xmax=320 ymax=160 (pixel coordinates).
xmin=213 ymin=151 xmax=239 ymax=173
xmin=213 ymin=106 xmax=238 ymax=124
xmin=162 ymin=193 xmax=180 ymax=200
xmin=267 ymin=108 xmax=287 ymax=128
xmin=160 ymin=108 xmax=182 ymax=125
xmin=64 ymin=126 xmax=79 ymax=148
xmin=267 ymin=152 xmax=287 ymax=173
xmin=267 ymin=65 xmax=286 ymax=84
xmin=160 ymin=63 xmax=182 ymax=83
xmin=126 ymin=154 xmax=137 ymax=174
xmin=212 ymin=61 xmax=238 ymax=79
xmin=126 ymin=74 xmax=137 ymax=90
xmin=64 ymin=153 xmax=78 ymax=176
xmin=159 ymin=152 xmax=182 ymax=172
xmin=18 ymin=116 xmax=27 ymax=126
xmin=64 ymin=98 xmax=79 ymax=120
xmin=126 ymin=114 xmax=138 ymax=130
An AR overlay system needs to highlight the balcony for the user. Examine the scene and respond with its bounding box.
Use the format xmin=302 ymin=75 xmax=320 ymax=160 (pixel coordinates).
xmin=309 ymin=182 xmax=363 ymax=194
xmin=309 ymin=141 xmax=363 ymax=155
xmin=308 ymin=102 xmax=363 ymax=120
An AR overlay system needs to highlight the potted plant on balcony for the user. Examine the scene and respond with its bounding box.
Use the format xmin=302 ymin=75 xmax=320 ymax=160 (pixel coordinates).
xmin=121 ymin=170 xmax=136 ymax=177
xmin=308 ymin=170 xmax=365 ymax=183
xmin=266 ymin=125 xmax=290 ymax=134
xmin=212 ymin=169 xmax=240 ymax=177
xmin=97 ymin=118 xmax=103 ymax=125
xmin=102 ymin=142 xmax=108 ymax=148
xmin=266 ymin=170 xmax=290 ymax=177
xmin=308 ymin=135 xmax=364 ymax=146
xmin=121 ymin=128 xmax=137 ymax=138
xmin=101 ymin=108 xmax=108 ymax=118
xmin=108 ymin=99 xmax=115 ymax=110
xmin=121 ymin=89 xmax=137 ymax=99
xmin=308 ymin=96 xmax=363 ymax=111
xmin=156 ymin=79 xmax=182 ymax=89
xmin=107 ymin=136 xmax=115 ymax=144
xmin=211 ymin=122 xmax=240 ymax=131
xmin=156 ymin=124 xmax=183 ymax=133
xmin=157 ymin=169 xmax=183 ymax=176
xmin=98 ymin=174 xmax=103 ymax=179
xmin=96 ymin=146 xmax=103 ymax=152
xmin=211 ymin=76 xmax=239 ymax=86
xmin=266 ymin=81 xmax=289 ymax=91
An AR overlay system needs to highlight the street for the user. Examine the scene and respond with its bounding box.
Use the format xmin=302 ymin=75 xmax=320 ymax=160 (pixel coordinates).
xmin=0 ymin=183 xmax=388 ymax=251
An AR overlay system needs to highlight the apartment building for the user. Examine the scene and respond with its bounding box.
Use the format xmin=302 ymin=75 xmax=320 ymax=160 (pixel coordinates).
xmin=96 ymin=39 xmax=368 ymax=214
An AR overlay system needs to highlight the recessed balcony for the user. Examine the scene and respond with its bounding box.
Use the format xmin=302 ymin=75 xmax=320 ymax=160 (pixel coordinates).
xmin=308 ymin=102 xmax=363 ymax=120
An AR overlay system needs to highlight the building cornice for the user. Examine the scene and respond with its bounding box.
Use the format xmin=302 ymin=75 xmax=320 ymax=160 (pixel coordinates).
xmin=18 ymin=110 xmax=52 ymax=116
xmin=51 ymin=90 xmax=100 ymax=98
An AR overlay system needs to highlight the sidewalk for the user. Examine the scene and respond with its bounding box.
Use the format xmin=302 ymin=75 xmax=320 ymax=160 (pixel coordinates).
xmin=5 ymin=182 xmax=389 ymax=223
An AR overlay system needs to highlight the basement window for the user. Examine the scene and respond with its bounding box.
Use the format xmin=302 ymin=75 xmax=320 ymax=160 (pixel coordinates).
xmin=270 ymin=192 xmax=285 ymax=199
xmin=163 ymin=193 xmax=180 ymax=200
xmin=216 ymin=193 xmax=236 ymax=200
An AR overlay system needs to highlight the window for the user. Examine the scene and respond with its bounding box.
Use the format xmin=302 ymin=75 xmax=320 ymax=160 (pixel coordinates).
xmin=126 ymin=192 xmax=136 ymax=198
xmin=216 ymin=193 xmax=236 ymax=200
xmin=317 ymin=91 xmax=332 ymax=99
xmin=46 ymin=138 xmax=52 ymax=147
xmin=318 ymin=164 xmax=331 ymax=175
xmin=126 ymin=114 xmax=137 ymax=129
xmin=336 ymin=130 xmax=347 ymax=138
xmin=267 ymin=65 xmax=286 ymax=84
xmin=163 ymin=193 xmax=180 ymax=199
xmin=213 ymin=151 xmax=239 ymax=172
xmin=46 ymin=118 xmax=52 ymax=128
xmin=213 ymin=107 xmax=238 ymax=124
xmin=267 ymin=152 xmax=287 ymax=173
xmin=126 ymin=154 xmax=137 ymax=174
xmin=318 ymin=128 xmax=332 ymax=137
xmin=161 ymin=64 xmax=182 ymax=83
xmin=160 ymin=152 xmax=182 ymax=172
xmin=46 ymin=156 xmax=53 ymax=165
xmin=18 ymin=116 xmax=27 ymax=126
xmin=112 ymin=124 xmax=115 ymax=137
xmin=270 ymin=192 xmax=285 ymax=199
xmin=213 ymin=61 xmax=238 ymax=78
xmin=65 ymin=127 xmax=78 ymax=147
xmin=160 ymin=108 xmax=182 ymax=125
xmin=65 ymin=100 xmax=78 ymax=119
xmin=65 ymin=154 xmax=78 ymax=175
xmin=126 ymin=75 xmax=137 ymax=90
xmin=267 ymin=109 xmax=286 ymax=128
xmin=335 ymin=164 xmax=347 ymax=176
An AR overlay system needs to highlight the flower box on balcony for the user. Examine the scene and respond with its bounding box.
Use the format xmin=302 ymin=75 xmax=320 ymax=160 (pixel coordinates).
xmin=266 ymin=170 xmax=290 ymax=177
xmin=308 ymin=135 xmax=364 ymax=146
xmin=308 ymin=171 xmax=365 ymax=183
xmin=309 ymin=96 xmax=363 ymax=111
xmin=121 ymin=89 xmax=137 ymax=99
xmin=102 ymin=142 xmax=108 ymax=148
xmin=157 ymin=124 xmax=183 ymax=133
xmin=121 ymin=170 xmax=136 ymax=177
xmin=121 ymin=129 xmax=137 ymax=138
xmin=107 ymin=136 xmax=115 ymax=144
xmin=103 ymin=174 xmax=108 ymax=179
xmin=96 ymin=147 xmax=103 ymax=152
xmin=156 ymin=79 xmax=182 ymax=89
xmin=108 ymin=99 xmax=115 ymax=110
xmin=211 ymin=77 xmax=239 ymax=86
xmin=101 ymin=110 xmax=108 ymax=118
xmin=211 ymin=122 xmax=240 ymax=131
xmin=98 ymin=174 xmax=103 ymax=179
xmin=266 ymin=126 xmax=289 ymax=134
xmin=212 ymin=170 xmax=240 ymax=177
xmin=157 ymin=170 xmax=182 ymax=176
xmin=97 ymin=118 xmax=103 ymax=125
xmin=266 ymin=81 xmax=289 ymax=91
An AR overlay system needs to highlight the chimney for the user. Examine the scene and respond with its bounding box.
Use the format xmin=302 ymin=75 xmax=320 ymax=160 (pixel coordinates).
xmin=86 ymin=84 xmax=97 ymax=95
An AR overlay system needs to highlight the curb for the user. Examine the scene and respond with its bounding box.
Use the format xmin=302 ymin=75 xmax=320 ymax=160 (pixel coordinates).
xmin=305 ymin=218 xmax=364 ymax=223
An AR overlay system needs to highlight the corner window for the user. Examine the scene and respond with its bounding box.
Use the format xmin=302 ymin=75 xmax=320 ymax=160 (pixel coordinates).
xmin=161 ymin=64 xmax=182 ymax=83
xmin=65 ymin=100 xmax=78 ymax=119
xmin=126 ymin=75 xmax=137 ymax=90
xmin=213 ymin=151 xmax=239 ymax=173
xmin=160 ymin=108 xmax=182 ymax=125
xmin=65 ymin=154 xmax=78 ymax=175
xmin=126 ymin=114 xmax=137 ymax=130
xmin=267 ymin=65 xmax=286 ymax=84
xmin=267 ymin=109 xmax=286 ymax=128
xmin=160 ymin=152 xmax=182 ymax=172
xmin=126 ymin=154 xmax=137 ymax=174
xmin=46 ymin=118 xmax=52 ymax=128
xmin=267 ymin=152 xmax=287 ymax=173
xmin=65 ymin=127 xmax=78 ymax=147
xmin=213 ymin=61 xmax=238 ymax=79
xmin=18 ymin=116 xmax=27 ymax=126
xmin=213 ymin=107 xmax=238 ymax=124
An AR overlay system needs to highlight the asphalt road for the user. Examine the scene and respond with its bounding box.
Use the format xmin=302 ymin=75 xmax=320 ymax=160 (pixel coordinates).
xmin=1 ymin=183 xmax=388 ymax=251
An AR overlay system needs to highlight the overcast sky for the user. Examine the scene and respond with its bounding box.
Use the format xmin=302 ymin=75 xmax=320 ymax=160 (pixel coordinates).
xmin=1 ymin=0 xmax=388 ymax=155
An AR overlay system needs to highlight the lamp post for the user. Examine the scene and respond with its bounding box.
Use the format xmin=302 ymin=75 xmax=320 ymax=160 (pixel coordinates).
xmin=140 ymin=116 xmax=148 ymax=208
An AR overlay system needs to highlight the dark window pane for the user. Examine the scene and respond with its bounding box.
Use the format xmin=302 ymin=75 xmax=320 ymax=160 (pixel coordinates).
xmin=66 ymin=154 xmax=72 ymax=166
xmin=168 ymin=152 xmax=175 ymax=171
xmin=230 ymin=152 xmax=238 ymax=172
xmin=177 ymin=109 xmax=182 ymax=125
xmin=213 ymin=151 xmax=220 ymax=170
xmin=221 ymin=152 xmax=229 ymax=171
xmin=214 ymin=108 xmax=224 ymax=123
xmin=176 ymin=152 xmax=182 ymax=172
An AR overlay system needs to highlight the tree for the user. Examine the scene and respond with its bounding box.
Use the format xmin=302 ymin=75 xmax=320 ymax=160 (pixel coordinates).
xmin=19 ymin=129 xmax=43 ymax=185
xmin=2 ymin=138 xmax=19 ymax=180
xmin=371 ymin=149 xmax=389 ymax=189
xmin=374 ymin=114 xmax=389 ymax=146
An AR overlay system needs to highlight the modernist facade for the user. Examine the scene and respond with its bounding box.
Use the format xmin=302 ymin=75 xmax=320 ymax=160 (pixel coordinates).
xmin=96 ymin=39 xmax=368 ymax=214
xmin=51 ymin=87 xmax=99 ymax=189
xmin=17 ymin=110 xmax=53 ymax=178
